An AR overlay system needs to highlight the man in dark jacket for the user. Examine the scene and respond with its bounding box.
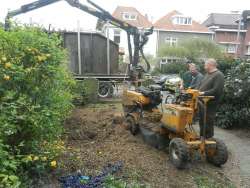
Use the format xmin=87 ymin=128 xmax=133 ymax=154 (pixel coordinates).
xmin=198 ymin=58 xmax=224 ymax=139
xmin=181 ymin=62 xmax=193 ymax=89
xmin=189 ymin=64 xmax=203 ymax=89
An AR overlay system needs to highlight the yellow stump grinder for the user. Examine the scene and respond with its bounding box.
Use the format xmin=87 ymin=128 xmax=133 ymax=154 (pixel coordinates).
xmin=122 ymin=85 xmax=228 ymax=169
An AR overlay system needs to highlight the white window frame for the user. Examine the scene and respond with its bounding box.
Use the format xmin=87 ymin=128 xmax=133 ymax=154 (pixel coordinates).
xmin=113 ymin=29 xmax=121 ymax=44
xmin=160 ymin=58 xmax=167 ymax=64
xmin=172 ymin=16 xmax=192 ymax=25
xmin=122 ymin=12 xmax=137 ymax=21
xmin=247 ymin=45 xmax=250 ymax=55
xmin=123 ymin=13 xmax=130 ymax=20
xmin=165 ymin=37 xmax=178 ymax=46
xmin=227 ymin=44 xmax=236 ymax=53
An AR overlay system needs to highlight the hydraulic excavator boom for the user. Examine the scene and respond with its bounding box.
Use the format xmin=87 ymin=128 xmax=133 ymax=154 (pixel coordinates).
xmin=5 ymin=0 xmax=153 ymax=79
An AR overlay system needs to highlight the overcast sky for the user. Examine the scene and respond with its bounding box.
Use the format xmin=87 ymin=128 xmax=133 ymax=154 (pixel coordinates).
xmin=1 ymin=0 xmax=250 ymax=30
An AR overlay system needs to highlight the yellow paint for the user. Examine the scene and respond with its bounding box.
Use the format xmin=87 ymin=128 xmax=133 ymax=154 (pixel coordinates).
xmin=161 ymin=104 xmax=193 ymax=133
xmin=122 ymin=90 xmax=150 ymax=106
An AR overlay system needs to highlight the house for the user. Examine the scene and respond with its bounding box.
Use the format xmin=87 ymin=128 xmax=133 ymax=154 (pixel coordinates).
xmin=102 ymin=6 xmax=155 ymax=59
xmin=242 ymin=10 xmax=250 ymax=58
xmin=203 ymin=11 xmax=250 ymax=58
xmin=154 ymin=10 xmax=213 ymax=62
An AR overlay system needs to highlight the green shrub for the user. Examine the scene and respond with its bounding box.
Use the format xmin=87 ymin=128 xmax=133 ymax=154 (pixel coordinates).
xmin=216 ymin=62 xmax=250 ymax=129
xmin=160 ymin=62 xmax=187 ymax=75
xmin=73 ymin=79 xmax=98 ymax=105
xmin=0 ymin=26 xmax=74 ymax=187
xmin=217 ymin=57 xmax=239 ymax=75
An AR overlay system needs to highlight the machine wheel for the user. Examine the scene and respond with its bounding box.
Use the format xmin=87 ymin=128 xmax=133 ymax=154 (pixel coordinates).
xmin=125 ymin=116 xmax=139 ymax=135
xmin=206 ymin=138 xmax=228 ymax=167
xmin=98 ymin=82 xmax=114 ymax=98
xmin=169 ymin=138 xmax=189 ymax=169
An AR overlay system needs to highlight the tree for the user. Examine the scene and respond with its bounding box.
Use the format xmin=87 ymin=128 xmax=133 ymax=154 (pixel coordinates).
xmin=158 ymin=38 xmax=223 ymax=62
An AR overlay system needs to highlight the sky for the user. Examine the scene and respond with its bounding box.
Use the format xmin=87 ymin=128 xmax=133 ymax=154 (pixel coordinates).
xmin=0 ymin=0 xmax=250 ymax=31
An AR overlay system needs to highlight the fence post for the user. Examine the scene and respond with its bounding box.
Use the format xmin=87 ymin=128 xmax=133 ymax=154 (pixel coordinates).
xmin=77 ymin=20 xmax=82 ymax=75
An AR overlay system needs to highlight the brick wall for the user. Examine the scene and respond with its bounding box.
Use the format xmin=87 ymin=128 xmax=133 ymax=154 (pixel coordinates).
xmin=215 ymin=31 xmax=245 ymax=57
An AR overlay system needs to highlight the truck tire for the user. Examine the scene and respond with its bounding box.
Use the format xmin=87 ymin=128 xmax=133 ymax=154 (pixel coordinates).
xmin=98 ymin=82 xmax=114 ymax=98
xmin=206 ymin=138 xmax=228 ymax=167
xmin=169 ymin=138 xmax=189 ymax=169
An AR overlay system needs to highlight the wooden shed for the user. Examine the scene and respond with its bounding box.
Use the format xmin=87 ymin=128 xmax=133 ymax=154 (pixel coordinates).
xmin=62 ymin=31 xmax=119 ymax=76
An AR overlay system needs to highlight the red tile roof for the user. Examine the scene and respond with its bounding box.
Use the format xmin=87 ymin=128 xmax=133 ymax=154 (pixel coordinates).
xmin=112 ymin=6 xmax=152 ymax=28
xmin=154 ymin=10 xmax=210 ymax=33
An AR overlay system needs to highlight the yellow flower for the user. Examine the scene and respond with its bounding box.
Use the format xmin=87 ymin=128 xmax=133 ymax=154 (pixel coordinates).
xmin=5 ymin=62 xmax=11 ymax=69
xmin=37 ymin=56 xmax=43 ymax=62
xmin=1 ymin=57 xmax=7 ymax=62
xmin=41 ymin=156 xmax=47 ymax=161
xmin=26 ymin=155 xmax=33 ymax=161
xmin=26 ymin=68 xmax=32 ymax=73
xmin=3 ymin=75 xmax=10 ymax=81
xmin=50 ymin=160 xmax=57 ymax=168
xmin=46 ymin=54 xmax=51 ymax=58
xmin=33 ymin=156 xmax=39 ymax=161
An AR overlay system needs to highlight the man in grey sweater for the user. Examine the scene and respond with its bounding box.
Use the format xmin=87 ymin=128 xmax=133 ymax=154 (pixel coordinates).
xmin=189 ymin=64 xmax=203 ymax=89
xmin=198 ymin=59 xmax=224 ymax=139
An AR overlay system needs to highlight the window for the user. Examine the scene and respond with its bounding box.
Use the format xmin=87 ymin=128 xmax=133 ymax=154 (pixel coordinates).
xmin=247 ymin=46 xmax=250 ymax=55
xmin=122 ymin=12 xmax=137 ymax=20
xmin=123 ymin=13 xmax=130 ymax=20
xmin=165 ymin=37 xmax=171 ymax=44
xmin=172 ymin=16 xmax=192 ymax=25
xmin=165 ymin=37 xmax=178 ymax=46
xmin=130 ymin=14 xmax=136 ymax=20
xmin=114 ymin=29 xmax=121 ymax=44
xmin=227 ymin=44 xmax=236 ymax=53
xmin=171 ymin=38 xmax=177 ymax=46
xmin=160 ymin=58 xmax=167 ymax=64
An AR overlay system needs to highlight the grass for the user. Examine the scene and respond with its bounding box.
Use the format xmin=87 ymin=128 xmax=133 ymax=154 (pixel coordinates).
xmin=194 ymin=176 xmax=236 ymax=188
xmin=104 ymin=175 xmax=147 ymax=188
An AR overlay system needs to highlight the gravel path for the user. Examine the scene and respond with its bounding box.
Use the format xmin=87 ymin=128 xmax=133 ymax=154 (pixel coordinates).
xmin=214 ymin=127 xmax=250 ymax=188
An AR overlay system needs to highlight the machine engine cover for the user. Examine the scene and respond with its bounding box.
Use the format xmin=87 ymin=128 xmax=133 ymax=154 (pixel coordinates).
xmin=161 ymin=104 xmax=193 ymax=133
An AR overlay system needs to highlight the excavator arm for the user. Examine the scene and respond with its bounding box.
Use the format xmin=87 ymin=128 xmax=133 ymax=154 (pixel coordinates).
xmin=5 ymin=0 xmax=153 ymax=78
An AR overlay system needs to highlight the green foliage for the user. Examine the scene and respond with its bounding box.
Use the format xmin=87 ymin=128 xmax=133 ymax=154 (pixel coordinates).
xmin=156 ymin=39 xmax=223 ymax=75
xmin=217 ymin=57 xmax=239 ymax=75
xmin=73 ymin=79 xmax=98 ymax=105
xmin=160 ymin=62 xmax=187 ymax=75
xmin=159 ymin=46 xmax=188 ymax=59
xmin=216 ymin=62 xmax=250 ymax=129
xmin=159 ymin=38 xmax=223 ymax=61
xmin=105 ymin=175 xmax=146 ymax=188
xmin=0 ymin=26 xmax=74 ymax=187
xmin=194 ymin=176 xmax=235 ymax=188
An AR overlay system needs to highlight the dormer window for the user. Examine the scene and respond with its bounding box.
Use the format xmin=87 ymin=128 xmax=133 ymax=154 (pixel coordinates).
xmin=172 ymin=15 xmax=192 ymax=25
xmin=122 ymin=12 xmax=137 ymax=20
